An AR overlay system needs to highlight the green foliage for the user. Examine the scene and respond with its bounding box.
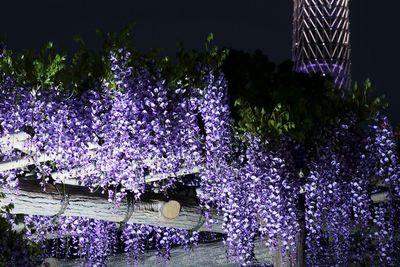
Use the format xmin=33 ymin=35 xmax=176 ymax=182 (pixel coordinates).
xmin=0 ymin=42 xmax=66 ymax=89
xmin=222 ymin=49 xmax=386 ymax=143
xmin=66 ymin=37 xmax=107 ymax=94
xmin=235 ymin=98 xmax=294 ymax=140
xmin=0 ymin=203 xmax=14 ymax=214
xmin=32 ymin=42 xmax=66 ymax=88
xmin=0 ymin=192 xmax=14 ymax=214
xmin=96 ymin=23 xmax=135 ymax=51
xmin=350 ymin=79 xmax=387 ymax=119
xmin=1 ymin=28 xmax=228 ymax=98
xmin=159 ymin=32 xmax=229 ymax=89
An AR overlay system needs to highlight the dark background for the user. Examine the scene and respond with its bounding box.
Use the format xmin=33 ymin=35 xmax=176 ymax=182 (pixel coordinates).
xmin=1 ymin=1 xmax=399 ymax=124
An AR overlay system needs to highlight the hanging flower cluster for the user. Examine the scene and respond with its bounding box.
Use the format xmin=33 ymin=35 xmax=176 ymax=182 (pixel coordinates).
xmin=363 ymin=116 xmax=399 ymax=264
xmin=121 ymin=223 xmax=153 ymax=264
xmin=0 ymin=77 xmax=31 ymax=190
xmin=196 ymin=71 xmax=301 ymax=264
xmin=219 ymin=135 xmax=300 ymax=264
xmin=1 ymin=45 xmax=400 ymax=267
xmin=23 ymin=215 xmax=199 ymax=267
xmin=304 ymin=116 xmax=400 ymax=266
xmin=366 ymin=116 xmax=400 ymax=195
xmin=24 ymin=215 xmax=118 ymax=266
xmin=305 ymin=119 xmax=357 ymax=266
xmin=0 ymin=49 xmax=205 ymax=202
xmin=197 ymin=69 xmax=233 ymax=217
xmin=0 ymin=48 xmax=216 ymax=266
xmin=122 ymin=223 xmax=200 ymax=265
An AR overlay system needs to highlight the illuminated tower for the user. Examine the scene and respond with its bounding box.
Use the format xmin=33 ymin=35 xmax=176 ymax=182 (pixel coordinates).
xmin=292 ymin=0 xmax=351 ymax=89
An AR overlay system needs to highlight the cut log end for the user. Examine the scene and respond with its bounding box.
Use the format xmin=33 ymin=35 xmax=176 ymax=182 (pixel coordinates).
xmin=41 ymin=258 xmax=58 ymax=267
xmin=371 ymin=192 xmax=390 ymax=203
xmin=160 ymin=200 xmax=181 ymax=220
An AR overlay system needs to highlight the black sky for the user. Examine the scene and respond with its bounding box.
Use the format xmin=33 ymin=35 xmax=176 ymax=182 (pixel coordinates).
xmin=1 ymin=1 xmax=399 ymax=124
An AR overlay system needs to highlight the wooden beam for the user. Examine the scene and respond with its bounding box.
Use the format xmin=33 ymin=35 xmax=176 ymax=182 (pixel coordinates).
xmin=0 ymin=152 xmax=53 ymax=172
xmin=50 ymin=165 xmax=201 ymax=186
xmin=0 ymin=132 xmax=201 ymax=185
xmin=299 ymin=186 xmax=390 ymax=203
xmin=0 ymin=155 xmax=201 ymax=185
xmin=0 ymin=180 xmax=222 ymax=233
xmin=0 ymin=143 xmax=99 ymax=173
xmin=0 ymin=132 xmax=31 ymax=154
xmin=371 ymin=191 xmax=390 ymax=203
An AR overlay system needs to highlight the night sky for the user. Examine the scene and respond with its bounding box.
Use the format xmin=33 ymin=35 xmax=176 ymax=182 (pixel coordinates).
xmin=1 ymin=1 xmax=399 ymax=124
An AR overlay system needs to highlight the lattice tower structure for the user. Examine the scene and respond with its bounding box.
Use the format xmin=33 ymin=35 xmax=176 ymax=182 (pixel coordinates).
xmin=293 ymin=0 xmax=351 ymax=89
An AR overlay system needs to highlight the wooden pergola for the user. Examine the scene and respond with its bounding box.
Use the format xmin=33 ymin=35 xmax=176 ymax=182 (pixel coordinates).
xmin=0 ymin=132 xmax=389 ymax=267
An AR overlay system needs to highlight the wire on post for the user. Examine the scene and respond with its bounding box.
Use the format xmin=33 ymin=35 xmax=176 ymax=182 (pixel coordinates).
xmin=120 ymin=192 xmax=135 ymax=228
xmin=190 ymin=213 xmax=206 ymax=232
xmin=49 ymin=177 xmax=69 ymax=219
xmin=55 ymin=193 xmax=69 ymax=217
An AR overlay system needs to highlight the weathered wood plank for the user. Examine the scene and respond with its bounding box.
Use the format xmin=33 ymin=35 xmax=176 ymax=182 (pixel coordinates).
xmin=0 ymin=152 xmax=52 ymax=172
xmin=50 ymin=165 xmax=201 ymax=186
xmin=0 ymin=132 xmax=31 ymax=154
xmin=0 ymin=180 xmax=222 ymax=233
xmin=0 ymin=132 xmax=201 ymax=185
xmin=0 ymin=143 xmax=98 ymax=173
xmin=371 ymin=191 xmax=390 ymax=203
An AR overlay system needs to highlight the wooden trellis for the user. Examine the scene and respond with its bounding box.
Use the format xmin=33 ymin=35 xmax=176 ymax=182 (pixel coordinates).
xmin=0 ymin=131 xmax=391 ymax=267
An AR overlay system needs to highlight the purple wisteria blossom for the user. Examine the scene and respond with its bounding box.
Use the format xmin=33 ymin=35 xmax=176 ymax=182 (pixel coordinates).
xmin=1 ymin=47 xmax=400 ymax=266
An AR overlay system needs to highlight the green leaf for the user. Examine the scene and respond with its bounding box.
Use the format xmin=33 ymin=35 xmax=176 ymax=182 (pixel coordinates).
xmin=207 ymin=33 xmax=214 ymax=43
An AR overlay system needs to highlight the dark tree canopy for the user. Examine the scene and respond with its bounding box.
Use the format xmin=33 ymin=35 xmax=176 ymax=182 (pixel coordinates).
xmin=222 ymin=48 xmax=385 ymax=142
